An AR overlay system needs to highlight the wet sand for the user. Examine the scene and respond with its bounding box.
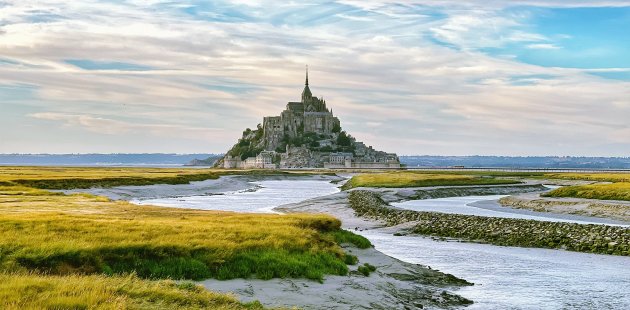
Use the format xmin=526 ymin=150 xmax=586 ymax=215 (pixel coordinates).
xmin=499 ymin=192 xmax=630 ymax=223
xmin=202 ymin=243 xmax=472 ymax=310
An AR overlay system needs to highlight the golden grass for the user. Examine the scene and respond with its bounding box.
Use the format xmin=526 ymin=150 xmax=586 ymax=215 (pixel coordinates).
xmin=0 ymin=166 xmax=331 ymax=181
xmin=543 ymin=182 xmax=630 ymax=201
xmin=0 ymin=273 xmax=265 ymax=310
xmin=0 ymin=166 xmax=330 ymax=190
xmin=544 ymin=173 xmax=630 ymax=183
xmin=0 ymin=166 xmax=215 ymax=180
xmin=0 ymin=185 xmax=349 ymax=280
xmin=0 ymin=166 xmax=370 ymax=308
xmin=342 ymin=171 xmax=519 ymax=189
xmin=542 ymin=172 xmax=630 ymax=201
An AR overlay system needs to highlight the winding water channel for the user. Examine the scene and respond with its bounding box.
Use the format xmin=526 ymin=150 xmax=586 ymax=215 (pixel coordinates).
xmin=392 ymin=195 xmax=630 ymax=226
xmin=132 ymin=179 xmax=340 ymax=213
xmin=129 ymin=177 xmax=630 ymax=309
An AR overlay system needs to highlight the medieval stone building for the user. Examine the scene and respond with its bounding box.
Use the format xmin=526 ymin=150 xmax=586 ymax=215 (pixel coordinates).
xmin=262 ymin=69 xmax=340 ymax=152
xmin=219 ymin=68 xmax=400 ymax=169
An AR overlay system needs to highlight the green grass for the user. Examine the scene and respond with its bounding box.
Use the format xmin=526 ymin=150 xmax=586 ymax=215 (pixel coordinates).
xmin=541 ymin=172 xmax=630 ymax=201
xmin=0 ymin=273 xmax=267 ymax=310
xmin=0 ymin=190 xmax=352 ymax=281
xmin=357 ymin=263 xmax=376 ymax=277
xmin=328 ymin=229 xmax=372 ymax=249
xmin=341 ymin=171 xmax=520 ymax=190
xmin=0 ymin=166 xmax=373 ymax=308
xmin=0 ymin=171 xmax=367 ymax=282
xmin=544 ymin=173 xmax=630 ymax=183
xmin=0 ymin=166 xmax=331 ymax=189
xmin=543 ymin=182 xmax=630 ymax=201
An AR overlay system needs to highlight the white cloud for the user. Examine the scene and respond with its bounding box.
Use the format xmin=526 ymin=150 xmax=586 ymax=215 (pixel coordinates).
xmin=0 ymin=0 xmax=628 ymax=155
xmin=526 ymin=43 xmax=561 ymax=49
xmin=29 ymin=112 xmax=224 ymax=139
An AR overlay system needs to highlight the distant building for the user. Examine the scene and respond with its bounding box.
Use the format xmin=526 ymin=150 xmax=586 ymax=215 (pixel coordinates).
xmin=224 ymin=151 xmax=276 ymax=169
xmin=325 ymin=152 xmax=353 ymax=168
xmin=218 ymin=67 xmax=401 ymax=169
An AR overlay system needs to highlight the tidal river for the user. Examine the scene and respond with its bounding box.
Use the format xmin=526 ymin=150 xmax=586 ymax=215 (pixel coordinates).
xmin=129 ymin=178 xmax=630 ymax=309
xmin=132 ymin=179 xmax=340 ymax=213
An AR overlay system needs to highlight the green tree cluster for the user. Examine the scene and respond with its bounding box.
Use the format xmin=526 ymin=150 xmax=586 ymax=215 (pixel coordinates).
xmin=228 ymin=124 xmax=264 ymax=160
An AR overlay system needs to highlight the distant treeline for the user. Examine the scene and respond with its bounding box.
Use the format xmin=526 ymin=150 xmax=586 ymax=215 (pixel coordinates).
xmin=399 ymin=156 xmax=630 ymax=169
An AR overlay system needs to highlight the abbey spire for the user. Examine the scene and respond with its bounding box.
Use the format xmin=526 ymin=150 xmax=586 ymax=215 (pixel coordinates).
xmin=218 ymin=67 xmax=400 ymax=169
xmin=301 ymin=65 xmax=312 ymax=102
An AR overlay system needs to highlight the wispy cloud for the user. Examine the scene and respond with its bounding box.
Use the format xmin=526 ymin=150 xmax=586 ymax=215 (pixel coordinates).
xmin=29 ymin=112 xmax=223 ymax=139
xmin=1 ymin=0 xmax=629 ymax=155
xmin=526 ymin=43 xmax=561 ymax=49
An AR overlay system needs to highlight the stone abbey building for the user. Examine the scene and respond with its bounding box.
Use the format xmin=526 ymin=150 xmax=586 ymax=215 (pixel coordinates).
xmin=261 ymin=69 xmax=340 ymax=153
xmin=219 ymin=68 xmax=400 ymax=169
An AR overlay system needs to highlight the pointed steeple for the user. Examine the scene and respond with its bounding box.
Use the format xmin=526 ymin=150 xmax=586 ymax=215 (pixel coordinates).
xmin=301 ymin=65 xmax=312 ymax=102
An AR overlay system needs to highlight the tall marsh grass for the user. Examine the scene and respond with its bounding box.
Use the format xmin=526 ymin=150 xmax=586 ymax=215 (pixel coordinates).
xmin=544 ymin=173 xmax=630 ymax=183
xmin=543 ymin=182 xmax=630 ymax=201
xmin=0 ymin=273 xmax=265 ymax=310
xmin=542 ymin=172 xmax=630 ymax=201
xmin=341 ymin=171 xmax=519 ymax=189
xmin=0 ymin=184 xmax=355 ymax=281
xmin=0 ymin=166 xmax=325 ymax=189
xmin=0 ymin=166 xmax=370 ymax=308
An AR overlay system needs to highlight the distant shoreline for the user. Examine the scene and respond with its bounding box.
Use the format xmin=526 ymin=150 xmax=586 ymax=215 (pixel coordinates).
xmin=1 ymin=154 xmax=629 ymax=169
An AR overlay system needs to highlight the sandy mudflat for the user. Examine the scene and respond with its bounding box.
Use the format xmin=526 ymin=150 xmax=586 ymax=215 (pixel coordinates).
xmin=499 ymin=192 xmax=630 ymax=222
xmin=57 ymin=175 xmax=254 ymax=200
xmin=58 ymin=174 xmax=343 ymax=201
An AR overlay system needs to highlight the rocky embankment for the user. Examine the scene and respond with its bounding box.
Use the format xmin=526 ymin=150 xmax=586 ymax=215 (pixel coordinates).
xmin=349 ymin=190 xmax=630 ymax=256
xmin=499 ymin=194 xmax=630 ymax=223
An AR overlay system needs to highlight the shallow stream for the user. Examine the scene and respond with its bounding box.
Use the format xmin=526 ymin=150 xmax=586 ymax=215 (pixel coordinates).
xmin=132 ymin=179 xmax=340 ymax=213
xmin=392 ymin=195 xmax=630 ymax=226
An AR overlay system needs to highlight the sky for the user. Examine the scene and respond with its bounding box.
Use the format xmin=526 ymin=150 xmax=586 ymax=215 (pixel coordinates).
xmin=0 ymin=0 xmax=629 ymax=156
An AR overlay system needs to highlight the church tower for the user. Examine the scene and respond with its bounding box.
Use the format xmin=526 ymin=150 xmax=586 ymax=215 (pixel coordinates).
xmin=301 ymin=65 xmax=312 ymax=102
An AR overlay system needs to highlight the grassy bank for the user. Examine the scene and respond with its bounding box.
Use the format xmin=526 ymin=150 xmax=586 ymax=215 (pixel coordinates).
xmin=543 ymin=182 xmax=630 ymax=201
xmin=0 ymin=185 xmax=357 ymax=281
xmin=0 ymin=166 xmax=373 ymax=308
xmin=544 ymin=173 xmax=630 ymax=183
xmin=542 ymin=172 xmax=630 ymax=201
xmin=348 ymin=191 xmax=630 ymax=256
xmin=341 ymin=171 xmax=520 ymax=190
xmin=0 ymin=166 xmax=329 ymax=189
xmin=0 ymin=273 xmax=265 ymax=310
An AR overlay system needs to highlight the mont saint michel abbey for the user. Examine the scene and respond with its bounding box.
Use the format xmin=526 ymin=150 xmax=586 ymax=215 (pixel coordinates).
xmin=219 ymin=68 xmax=400 ymax=169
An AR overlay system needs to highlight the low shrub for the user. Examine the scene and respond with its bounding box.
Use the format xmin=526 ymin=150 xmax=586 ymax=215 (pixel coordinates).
xmin=357 ymin=263 xmax=377 ymax=276
xmin=328 ymin=229 xmax=372 ymax=249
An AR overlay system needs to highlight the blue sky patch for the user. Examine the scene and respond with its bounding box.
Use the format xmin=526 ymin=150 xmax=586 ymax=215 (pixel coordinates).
xmin=0 ymin=84 xmax=36 ymax=101
xmin=480 ymin=7 xmax=630 ymax=80
xmin=65 ymin=59 xmax=155 ymax=71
